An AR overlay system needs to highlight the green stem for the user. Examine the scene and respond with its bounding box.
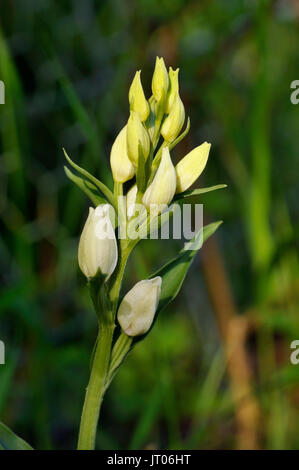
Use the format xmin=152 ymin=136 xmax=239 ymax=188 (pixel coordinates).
xmin=109 ymin=240 xmax=131 ymax=308
xmin=77 ymin=240 xmax=133 ymax=450
xmin=106 ymin=331 xmax=132 ymax=387
xmin=77 ymin=323 xmax=115 ymax=450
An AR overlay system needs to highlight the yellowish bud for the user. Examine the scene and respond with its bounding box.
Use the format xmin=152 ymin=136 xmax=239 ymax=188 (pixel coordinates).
xmin=151 ymin=57 xmax=169 ymax=103
xmin=110 ymin=126 xmax=135 ymax=183
xmin=161 ymin=94 xmax=185 ymax=143
xmin=175 ymin=142 xmax=211 ymax=193
xmin=117 ymin=277 xmax=162 ymax=336
xmin=78 ymin=205 xmax=118 ymax=280
xmin=143 ymin=146 xmax=176 ymax=215
xmin=165 ymin=67 xmax=179 ymax=113
xmin=127 ymin=111 xmax=150 ymax=167
xmin=129 ymin=70 xmax=150 ymax=122
xmin=126 ymin=184 xmax=137 ymax=219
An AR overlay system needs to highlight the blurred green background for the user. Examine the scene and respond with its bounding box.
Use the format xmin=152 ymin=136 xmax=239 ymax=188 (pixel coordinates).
xmin=0 ymin=0 xmax=298 ymax=450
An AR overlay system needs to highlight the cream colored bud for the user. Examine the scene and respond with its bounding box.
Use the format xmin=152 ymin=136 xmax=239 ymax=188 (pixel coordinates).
xmin=161 ymin=94 xmax=185 ymax=143
xmin=127 ymin=111 xmax=150 ymax=167
xmin=126 ymin=184 xmax=137 ymax=219
xmin=175 ymin=142 xmax=211 ymax=193
xmin=143 ymin=147 xmax=176 ymax=215
xmin=78 ymin=205 xmax=118 ymax=280
xmin=165 ymin=67 xmax=179 ymax=113
xmin=117 ymin=277 xmax=162 ymax=336
xmin=110 ymin=126 xmax=135 ymax=183
xmin=129 ymin=70 xmax=150 ymax=122
xmin=152 ymin=57 xmax=169 ymax=103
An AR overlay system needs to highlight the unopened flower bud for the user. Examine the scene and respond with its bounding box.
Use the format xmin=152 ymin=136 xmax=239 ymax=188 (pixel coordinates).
xmin=110 ymin=126 xmax=135 ymax=183
xmin=161 ymin=94 xmax=185 ymax=143
xmin=143 ymin=147 xmax=176 ymax=215
xmin=129 ymin=71 xmax=150 ymax=122
xmin=152 ymin=57 xmax=169 ymax=103
xmin=165 ymin=67 xmax=179 ymax=113
xmin=126 ymin=184 xmax=137 ymax=219
xmin=175 ymin=142 xmax=211 ymax=193
xmin=127 ymin=111 xmax=150 ymax=167
xmin=78 ymin=205 xmax=118 ymax=280
xmin=117 ymin=277 xmax=162 ymax=336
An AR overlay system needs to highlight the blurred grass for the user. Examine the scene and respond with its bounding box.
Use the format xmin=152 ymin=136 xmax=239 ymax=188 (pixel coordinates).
xmin=0 ymin=0 xmax=298 ymax=450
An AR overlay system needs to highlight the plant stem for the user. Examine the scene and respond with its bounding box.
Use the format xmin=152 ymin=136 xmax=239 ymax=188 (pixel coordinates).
xmin=105 ymin=332 xmax=132 ymax=389
xmin=77 ymin=323 xmax=115 ymax=450
xmin=77 ymin=240 xmax=132 ymax=450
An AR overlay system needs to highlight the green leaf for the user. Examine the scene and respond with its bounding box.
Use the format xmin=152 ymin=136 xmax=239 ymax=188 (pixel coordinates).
xmin=107 ymin=222 xmax=222 ymax=386
xmin=129 ymin=221 xmax=222 ymax=347
xmin=63 ymin=149 xmax=117 ymax=210
xmin=64 ymin=166 xmax=106 ymax=207
xmin=136 ymin=146 xmax=146 ymax=192
xmin=144 ymin=96 xmax=156 ymax=141
xmin=0 ymin=422 xmax=33 ymax=450
xmin=174 ymin=184 xmax=227 ymax=201
xmin=153 ymin=221 xmax=222 ymax=315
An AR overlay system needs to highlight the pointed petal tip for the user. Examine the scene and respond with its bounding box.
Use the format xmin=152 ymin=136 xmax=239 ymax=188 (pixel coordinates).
xmin=150 ymin=276 xmax=162 ymax=287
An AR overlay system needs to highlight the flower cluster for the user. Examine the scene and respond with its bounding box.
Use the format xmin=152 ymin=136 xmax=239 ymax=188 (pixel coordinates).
xmin=78 ymin=57 xmax=212 ymax=337
xmin=111 ymin=57 xmax=211 ymax=214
